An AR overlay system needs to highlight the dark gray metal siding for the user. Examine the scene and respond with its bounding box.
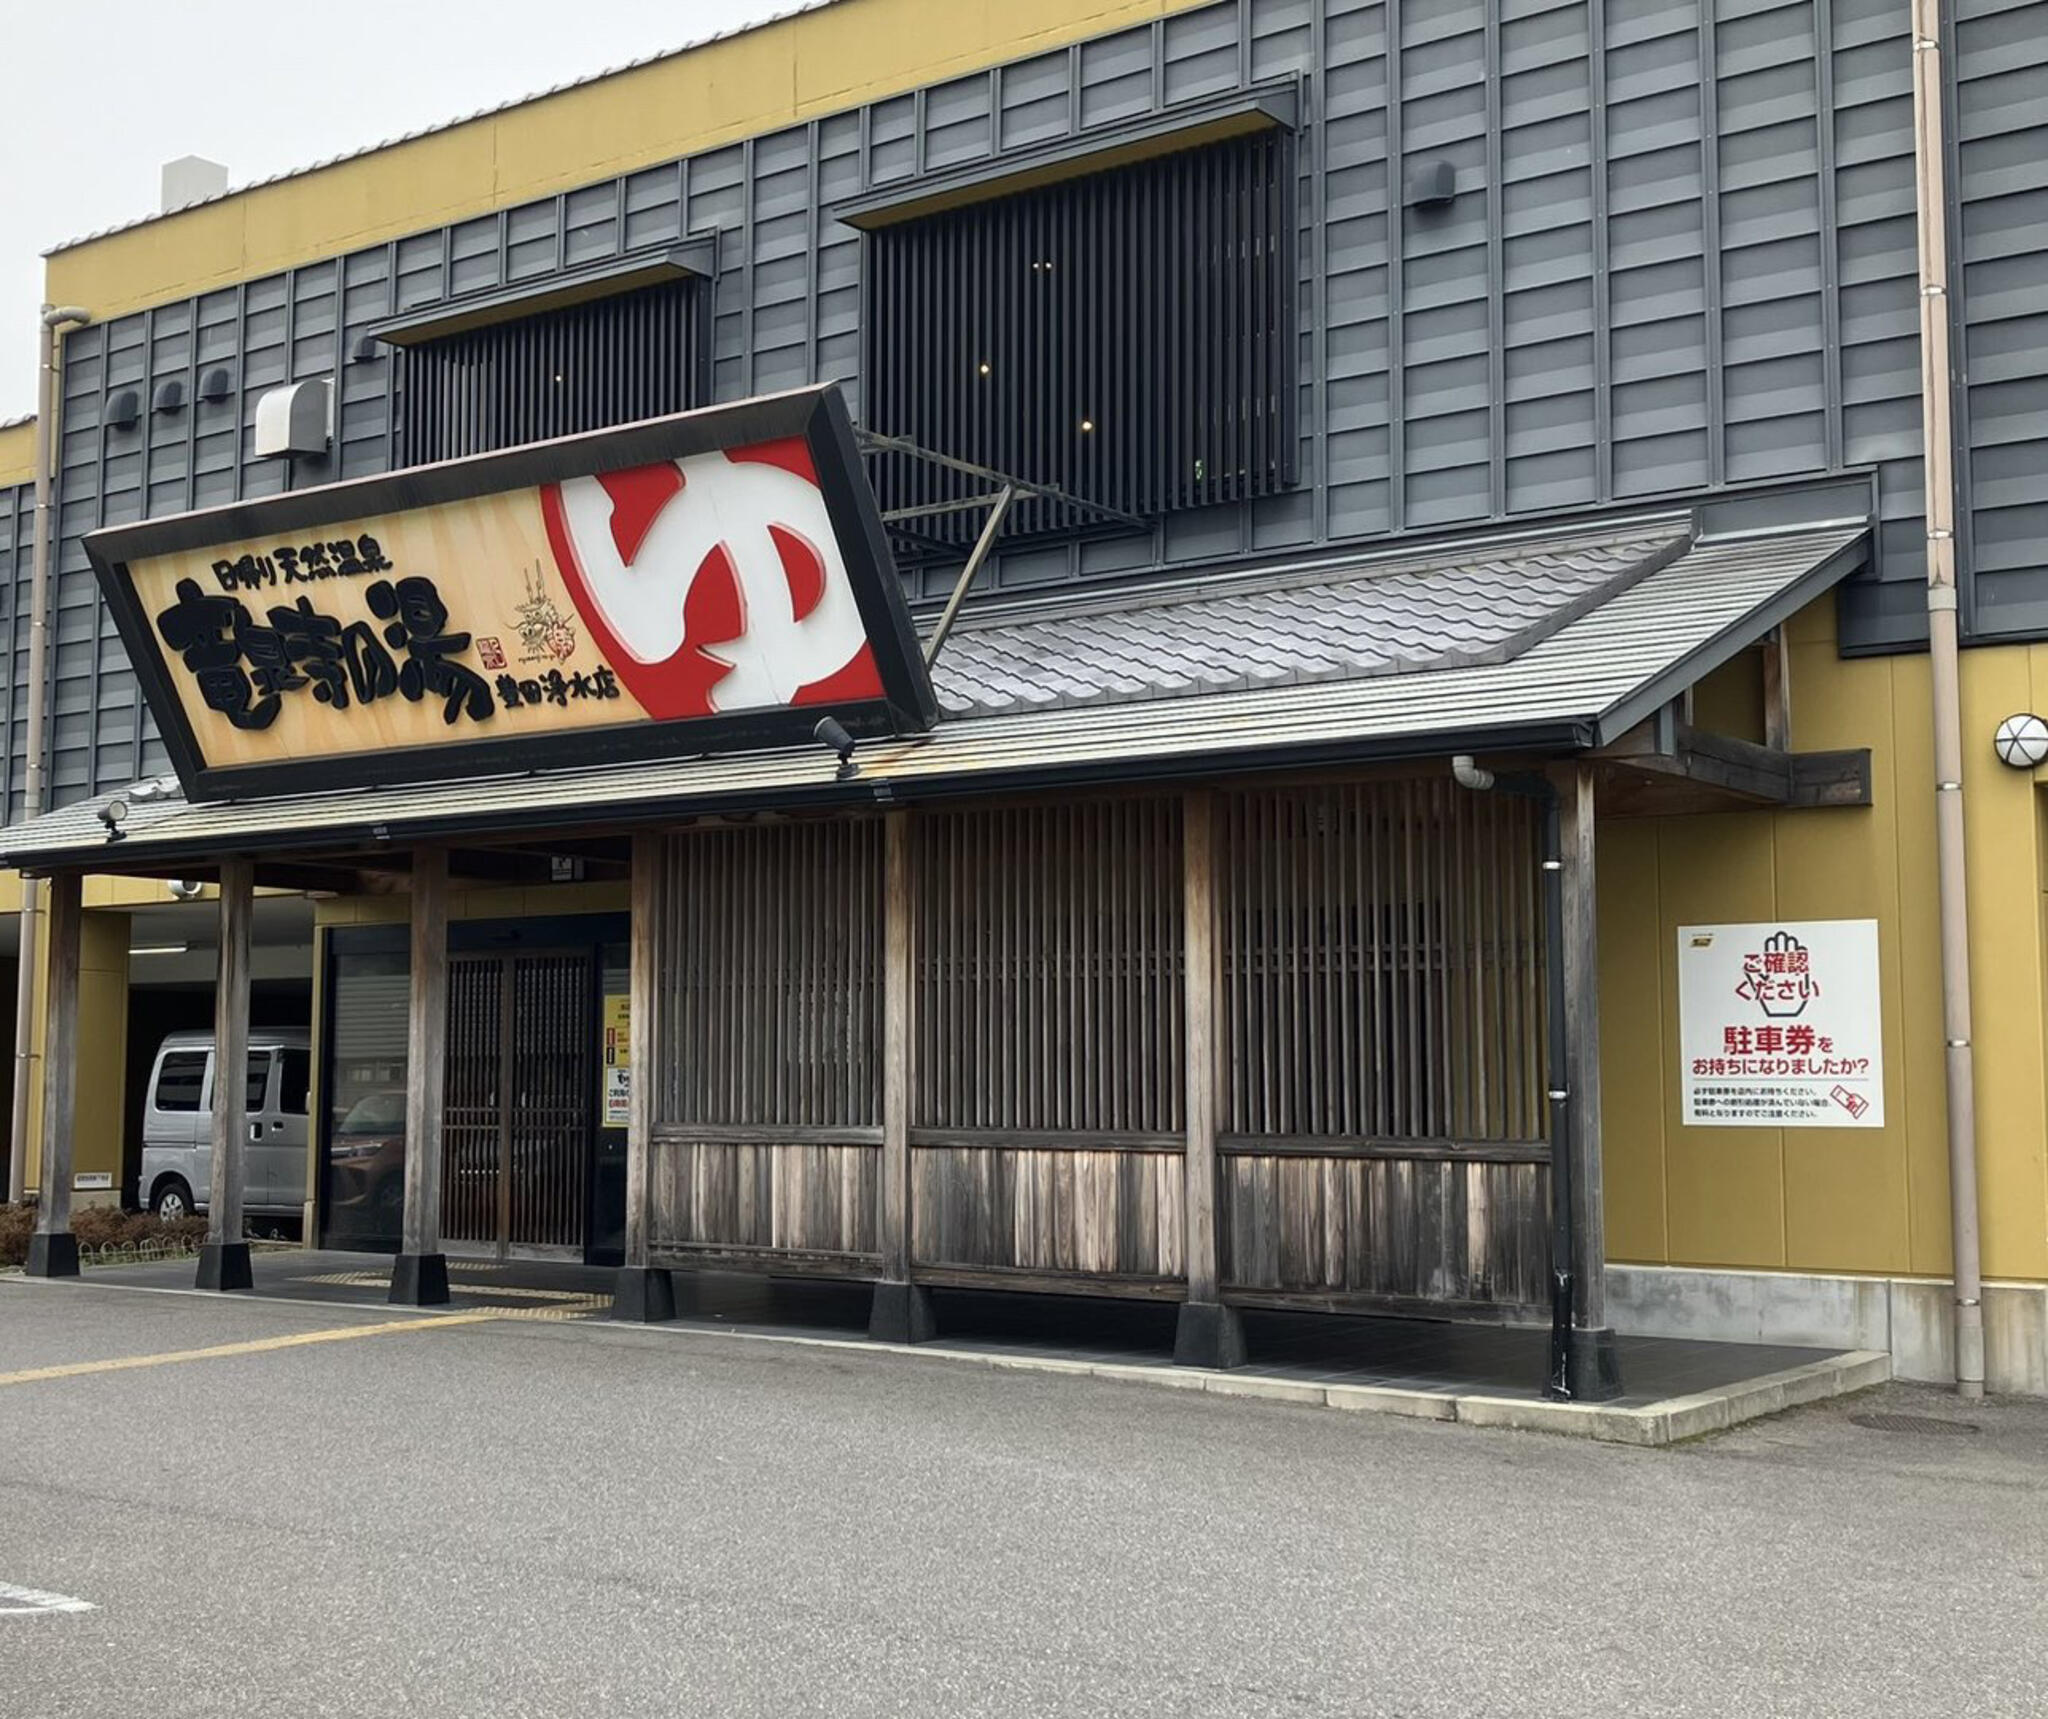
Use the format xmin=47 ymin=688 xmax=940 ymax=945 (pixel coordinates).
xmin=5 ymin=0 xmax=2043 ymax=810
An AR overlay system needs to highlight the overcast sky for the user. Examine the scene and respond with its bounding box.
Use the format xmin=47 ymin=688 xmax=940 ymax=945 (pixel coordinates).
xmin=0 ymin=0 xmax=791 ymax=419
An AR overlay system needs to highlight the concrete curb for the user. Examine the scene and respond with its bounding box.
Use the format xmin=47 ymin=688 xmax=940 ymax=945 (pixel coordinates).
xmin=632 ymin=1322 xmax=1893 ymax=1444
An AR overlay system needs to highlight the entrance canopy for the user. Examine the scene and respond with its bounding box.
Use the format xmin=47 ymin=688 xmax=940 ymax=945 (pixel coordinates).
xmin=7 ymin=499 xmax=1870 ymax=877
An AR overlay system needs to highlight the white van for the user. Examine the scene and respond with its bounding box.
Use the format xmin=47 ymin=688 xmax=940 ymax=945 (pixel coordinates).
xmin=138 ymin=1030 xmax=312 ymax=1222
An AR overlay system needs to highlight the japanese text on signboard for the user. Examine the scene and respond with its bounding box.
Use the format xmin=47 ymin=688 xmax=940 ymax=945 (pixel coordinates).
xmin=1677 ymin=921 xmax=1883 ymax=1128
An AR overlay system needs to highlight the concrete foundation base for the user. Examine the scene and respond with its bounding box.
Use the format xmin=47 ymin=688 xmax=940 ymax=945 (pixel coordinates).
xmin=389 ymin=1252 xmax=450 ymax=1307
xmin=24 ymin=1231 xmax=80 ymax=1278
xmin=1174 ymin=1301 xmax=1247 ymax=1371
xmin=869 ymin=1281 xmax=937 ymax=1344
xmin=1609 ymin=1264 xmax=2048 ymax=1397
xmin=612 ymin=1266 xmax=676 ymax=1323
xmin=195 ymin=1241 xmax=254 ymax=1292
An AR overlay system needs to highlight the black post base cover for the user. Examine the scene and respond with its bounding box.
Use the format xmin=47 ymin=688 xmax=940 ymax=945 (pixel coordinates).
xmin=869 ymin=1280 xmax=937 ymax=1344
xmin=612 ymin=1265 xmax=676 ymax=1323
xmin=1561 ymin=1325 xmax=1624 ymax=1402
xmin=24 ymin=1231 xmax=80 ymax=1278
xmin=1174 ymin=1301 xmax=1248 ymax=1371
xmin=388 ymin=1252 xmax=450 ymax=1306
xmin=195 ymin=1240 xmax=254 ymax=1292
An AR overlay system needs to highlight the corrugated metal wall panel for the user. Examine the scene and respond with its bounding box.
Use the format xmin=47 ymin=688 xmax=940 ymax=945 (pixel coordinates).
xmin=1953 ymin=0 xmax=2048 ymax=634
xmin=9 ymin=0 xmax=2037 ymax=808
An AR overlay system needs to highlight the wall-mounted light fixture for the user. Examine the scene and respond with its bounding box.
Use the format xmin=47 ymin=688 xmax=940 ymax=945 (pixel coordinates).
xmin=1994 ymin=712 xmax=2048 ymax=769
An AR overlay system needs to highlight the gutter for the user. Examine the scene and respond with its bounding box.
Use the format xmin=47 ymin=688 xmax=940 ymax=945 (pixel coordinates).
xmin=1911 ymin=0 xmax=1985 ymax=1399
xmin=7 ymin=305 xmax=89 ymax=1206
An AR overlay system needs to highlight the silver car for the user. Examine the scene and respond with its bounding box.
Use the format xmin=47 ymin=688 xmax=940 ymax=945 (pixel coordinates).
xmin=138 ymin=1030 xmax=312 ymax=1222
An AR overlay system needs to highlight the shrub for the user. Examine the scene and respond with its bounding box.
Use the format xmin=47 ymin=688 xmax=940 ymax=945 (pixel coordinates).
xmin=0 ymin=1202 xmax=30 ymax=1268
xmin=71 ymin=1205 xmax=148 ymax=1250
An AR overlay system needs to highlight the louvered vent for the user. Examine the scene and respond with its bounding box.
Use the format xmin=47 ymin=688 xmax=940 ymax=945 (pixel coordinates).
xmin=393 ymin=279 xmax=707 ymax=465
xmin=865 ymin=132 xmax=1298 ymax=555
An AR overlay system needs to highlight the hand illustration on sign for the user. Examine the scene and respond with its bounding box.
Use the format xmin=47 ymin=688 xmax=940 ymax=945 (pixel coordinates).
xmin=539 ymin=440 xmax=884 ymax=720
xmin=1735 ymin=929 xmax=1819 ymax=1019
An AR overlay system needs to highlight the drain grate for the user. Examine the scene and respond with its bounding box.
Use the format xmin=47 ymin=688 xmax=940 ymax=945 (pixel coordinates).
xmin=1849 ymin=1412 xmax=1981 ymax=1436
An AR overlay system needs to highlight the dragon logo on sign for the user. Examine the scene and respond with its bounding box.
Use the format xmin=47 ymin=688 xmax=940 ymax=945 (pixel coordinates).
xmin=539 ymin=437 xmax=884 ymax=720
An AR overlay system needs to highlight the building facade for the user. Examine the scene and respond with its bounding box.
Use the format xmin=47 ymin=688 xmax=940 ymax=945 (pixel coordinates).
xmin=4 ymin=0 xmax=2047 ymax=1392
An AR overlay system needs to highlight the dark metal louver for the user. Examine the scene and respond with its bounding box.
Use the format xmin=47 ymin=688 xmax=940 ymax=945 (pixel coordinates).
xmin=864 ymin=132 xmax=1297 ymax=555
xmin=392 ymin=279 xmax=707 ymax=466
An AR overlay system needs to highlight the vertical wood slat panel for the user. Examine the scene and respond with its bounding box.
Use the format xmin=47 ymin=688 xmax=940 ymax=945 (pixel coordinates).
xmin=656 ymin=820 xmax=885 ymax=1130
xmin=910 ymin=797 xmax=1184 ymax=1134
xmin=1219 ymin=780 xmax=1547 ymax=1147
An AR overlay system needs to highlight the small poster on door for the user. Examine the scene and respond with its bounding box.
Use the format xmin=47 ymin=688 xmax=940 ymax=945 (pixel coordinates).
xmin=602 ymin=992 xmax=631 ymax=1128
xmin=1677 ymin=919 xmax=1883 ymax=1127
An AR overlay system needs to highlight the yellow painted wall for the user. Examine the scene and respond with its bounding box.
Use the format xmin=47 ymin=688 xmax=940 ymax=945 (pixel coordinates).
xmin=20 ymin=907 xmax=128 ymax=1197
xmin=0 ymin=420 xmax=33 ymax=488
xmin=44 ymin=0 xmax=1208 ymax=323
xmin=1601 ymin=594 xmax=2048 ymax=1286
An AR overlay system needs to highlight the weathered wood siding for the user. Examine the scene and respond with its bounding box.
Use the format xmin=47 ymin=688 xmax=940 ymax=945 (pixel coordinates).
xmin=908 ymin=799 xmax=1186 ymax=1285
xmin=911 ymin=1144 xmax=1185 ymax=1282
xmin=1215 ymin=782 xmax=1552 ymax=1309
xmin=651 ymin=1135 xmax=882 ymax=1266
xmin=635 ymin=781 xmax=1553 ymax=1314
xmin=911 ymin=798 xmax=1184 ymax=1132
xmin=649 ymin=821 xmax=886 ymax=1265
xmin=1218 ymin=1155 xmax=1550 ymax=1308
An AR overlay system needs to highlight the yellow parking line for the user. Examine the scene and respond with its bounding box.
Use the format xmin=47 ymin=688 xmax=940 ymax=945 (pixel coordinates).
xmin=0 ymin=1311 xmax=499 ymax=1388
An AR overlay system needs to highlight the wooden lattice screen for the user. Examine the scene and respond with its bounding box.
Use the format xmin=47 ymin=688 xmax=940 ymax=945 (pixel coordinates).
xmin=1218 ymin=779 xmax=1549 ymax=1147
xmin=655 ymin=820 xmax=886 ymax=1129
xmin=910 ymin=797 xmax=1185 ymax=1136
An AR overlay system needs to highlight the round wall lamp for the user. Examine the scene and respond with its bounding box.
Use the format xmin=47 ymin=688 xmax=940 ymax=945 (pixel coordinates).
xmin=1993 ymin=712 xmax=2048 ymax=769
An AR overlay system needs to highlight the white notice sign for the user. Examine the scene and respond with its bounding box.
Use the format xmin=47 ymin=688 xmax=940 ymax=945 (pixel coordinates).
xmin=1677 ymin=919 xmax=1883 ymax=1128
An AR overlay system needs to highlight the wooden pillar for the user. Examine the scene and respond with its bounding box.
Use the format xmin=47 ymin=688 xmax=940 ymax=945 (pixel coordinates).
xmin=1174 ymin=790 xmax=1244 ymax=1369
xmin=1556 ymin=763 xmax=1619 ymax=1397
xmin=614 ymin=832 xmax=674 ymax=1321
xmin=24 ymin=870 xmax=82 ymax=1277
xmin=196 ymin=860 xmax=255 ymax=1291
xmin=390 ymin=846 xmax=450 ymax=1305
xmin=869 ymin=809 xmax=933 ymax=1342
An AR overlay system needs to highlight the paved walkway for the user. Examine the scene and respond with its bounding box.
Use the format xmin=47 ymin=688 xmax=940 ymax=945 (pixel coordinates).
xmin=51 ymin=1246 xmax=1879 ymax=1440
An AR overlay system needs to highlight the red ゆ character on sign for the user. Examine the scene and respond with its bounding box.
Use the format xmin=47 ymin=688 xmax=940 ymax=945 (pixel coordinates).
xmin=539 ymin=438 xmax=883 ymax=721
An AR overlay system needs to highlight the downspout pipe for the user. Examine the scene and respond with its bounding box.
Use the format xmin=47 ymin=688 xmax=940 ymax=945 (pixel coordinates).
xmin=1453 ymin=755 xmax=1580 ymax=1400
xmin=1910 ymin=3 xmax=1985 ymax=1398
xmin=7 ymin=305 xmax=90 ymax=1208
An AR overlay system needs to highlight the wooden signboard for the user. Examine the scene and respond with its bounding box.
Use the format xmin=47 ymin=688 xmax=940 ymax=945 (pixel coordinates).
xmin=86 ymin=386 xmax=935 ymax=801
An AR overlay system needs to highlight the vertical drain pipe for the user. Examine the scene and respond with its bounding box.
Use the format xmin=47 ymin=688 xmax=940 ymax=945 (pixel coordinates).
xmin=7 ymin=305 xmax=90 ymax=1208
xmin=1453 ymin=756 xmax=1576 ymax=1399
xmin=1911 ymin=2 xmax=1985 ymax=1398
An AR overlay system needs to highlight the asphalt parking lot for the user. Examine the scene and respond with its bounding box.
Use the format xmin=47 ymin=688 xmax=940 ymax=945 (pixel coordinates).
xmin=1 ymin=1275 xmax=2044 ymax=1718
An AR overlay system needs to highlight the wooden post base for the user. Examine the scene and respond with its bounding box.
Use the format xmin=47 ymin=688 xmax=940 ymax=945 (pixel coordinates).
xmin=24 ymin=1231 xmax=79 ymax=1278
xmin=868 ymin=1281 xmax=937 ymax=1345
xmin=388 ymin=1252 xmax=450 ymax=1306
xmin=612 ymin=1266 xmax=675 ymax=1323
xmin=195 ymin=1241 xmax=254 ymax=1292
xmin=1173 ymin=1301 xmax=1247 ymax=1371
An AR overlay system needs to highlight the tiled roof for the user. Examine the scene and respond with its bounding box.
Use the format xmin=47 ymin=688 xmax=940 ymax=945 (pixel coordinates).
xmin=931 ymin=522 xmax=1686 ymax=717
